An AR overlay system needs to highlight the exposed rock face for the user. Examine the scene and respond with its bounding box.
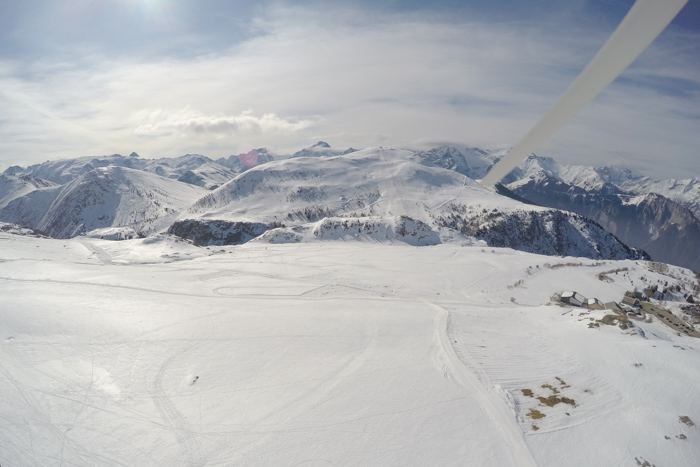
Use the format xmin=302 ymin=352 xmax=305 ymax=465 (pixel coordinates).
xmin=256 ymin=215 xmax=441 ymax=246
xmin=414 ymin=145 xmax=497 ymax=179
xmin=183 ymin=148 xmax=646 ymax=260
xmin=168 ymin=219 xmax=271 ymax=246
xmin=508 ymin=176 xmax=700 ymax=270
xmin=435 ymin=204 xmax=648 ymax=260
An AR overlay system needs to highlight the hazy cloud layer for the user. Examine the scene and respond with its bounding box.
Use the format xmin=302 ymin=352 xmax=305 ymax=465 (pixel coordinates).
xmin=133 ymin=109 xmax=319 ymax=137
xmin=0 ymin=2 xmax=698 ymax=179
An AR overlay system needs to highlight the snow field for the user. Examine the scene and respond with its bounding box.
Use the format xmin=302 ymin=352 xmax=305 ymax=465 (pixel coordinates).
xmin=1 ymin=234 xmax=698 ymax=466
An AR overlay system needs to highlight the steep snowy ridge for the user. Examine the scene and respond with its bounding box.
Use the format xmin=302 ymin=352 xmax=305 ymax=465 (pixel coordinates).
xmin=178 ymin=148 xmax=644 ymax=259
xmin=0 ymin=173 xmax=57 ymax=208
xmin=216 ymin=148 xmax=276 ymax=172
xmin=506 ymin=154 xmax=700 ymax=217
xmin=505 ymin=155 xmax=628 ymax=194
xmin=435 ymin=205 xmax=646 ymax=260
xmin=0 ymin=166 xmax=208 ymax=238
xmin=7 ymin=152 xmax=238 ymax=190
xmin=6 ymin=153 xmax=142 ymax=184
xmin=176 ymin=163 xmax=238 ymax=190
xmin=8 ymin=145 xmax=694 ymax=264
xmin=0 ymin=184 xmax=63 ymax=229
xmin=290 ymin=140 xmax=356 ymax=158
xmin=415 ymin=145 xmax=500 ymax=180
xmin=0 ymin=221 xmax=47 ymax=237
xmin=619 ymin=176 xmax=700 ymax=219
xmin=255 ymin=215 xmax=442 ymax=246
xmin=504 ymin=155 xmax=700 ymax=269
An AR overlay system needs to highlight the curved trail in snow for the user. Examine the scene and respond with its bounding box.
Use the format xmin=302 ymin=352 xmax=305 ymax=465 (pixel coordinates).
xmin=76 ymin=237 xmax=112 ymax=265
xmin=152 ymin=346 xmax=204 ymax=466
xmin=425 ymin=300 xmax=538 ymax=467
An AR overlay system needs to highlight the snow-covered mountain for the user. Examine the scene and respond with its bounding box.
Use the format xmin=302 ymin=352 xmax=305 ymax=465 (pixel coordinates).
xmin=0 ymin=173 xmax=57 ymax=209
xmin=3 ymin=146 xmax=700 ymax=467
xmin=175 ymin=163 xmax=238 ymax=190
xmin=0 ymin=166 xmax=208 ymax=239
xmin=4 ymin=153 xmax=142 ymax=184
xmin=290 ymin=140 xmax=357 ymax=158
xmin=414 ymin=145 xmax=503 ymax=180
xmin=504 ymin=154 xmax=700 ymax=218
xmin=503 ymin=155 xmax=700 ymax=270
xmin=16 ymin=145 xmax=700 ymax=265
xmin=138 ymin=154 xmax=239 ymax=189
xmin=173 ymin=147 xmax=645 ymax=260
xmin=619 ymin=176 xmax=700 ymax=220
xmin=504 ymin=155 xmax=639 ymax=192
xmin=216 ymin=147 xmax=276 ymax=172
xmin=6 ymin=152 xmax=238 ymax=190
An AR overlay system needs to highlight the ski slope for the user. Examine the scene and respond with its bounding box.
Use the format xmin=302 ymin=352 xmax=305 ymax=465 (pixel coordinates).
xmin=1 ymin=233 xmax=698 ymax=466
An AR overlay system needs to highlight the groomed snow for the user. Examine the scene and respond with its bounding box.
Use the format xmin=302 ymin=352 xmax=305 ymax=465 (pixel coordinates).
xmin=1 ymin=233 xmax=698 ymax=466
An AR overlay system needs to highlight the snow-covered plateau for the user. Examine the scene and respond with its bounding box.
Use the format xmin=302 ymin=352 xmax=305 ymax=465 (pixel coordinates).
xmin=1 ymin=231 xmax=698 ymax=466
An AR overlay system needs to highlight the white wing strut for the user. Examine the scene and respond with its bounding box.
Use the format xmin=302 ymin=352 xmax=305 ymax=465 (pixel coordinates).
xmin=480 ymin=0 xmax=689 ymax=187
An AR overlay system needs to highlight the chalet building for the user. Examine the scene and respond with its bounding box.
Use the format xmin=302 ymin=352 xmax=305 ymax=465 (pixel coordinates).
xmin=621 ymin=295 xmax=641 ymax=309
xmin=586 ymin=298 xmax=606 ymax=310
xmin=561 ymin=291 xmax=586 ymax=307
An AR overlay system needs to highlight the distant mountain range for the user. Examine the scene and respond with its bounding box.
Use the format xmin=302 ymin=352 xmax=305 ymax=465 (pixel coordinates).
xmin=5 ymin=142 xmax=699 ymax=268
xmin=500 ymin=155 xmax=700 ymax=271
xmin=1 ymin=166 xmax=207 ymax=239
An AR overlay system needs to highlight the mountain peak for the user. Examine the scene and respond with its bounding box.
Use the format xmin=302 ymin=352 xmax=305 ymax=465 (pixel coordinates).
xmin=3 ymin=165 xmax=25 ymax=175
xmin=312 ymin=141 xmax=331 ymax=148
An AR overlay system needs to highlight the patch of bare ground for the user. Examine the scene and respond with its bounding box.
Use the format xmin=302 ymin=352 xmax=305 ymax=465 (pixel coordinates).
xmin=635 ymin=457 xmax=655 ymax=467
xmin=555 ymin=376 xmax=570 ymax=388
xmin=527 ymin=409 xmax=546 ymax=419
xmin=597 ymin=267 xmax=629 ymax=282
xmin=587 ymin=312 xmax=633 ymax=330
xmin=537 ymin=395 xmax=576 ymax=407
xmin=521 ymin=376 xmax=579 ymax=425
xmin=679 ymin=415 xmax=694 ymax=427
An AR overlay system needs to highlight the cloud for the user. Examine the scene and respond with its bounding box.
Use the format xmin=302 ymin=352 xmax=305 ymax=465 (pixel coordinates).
xmin=0 ymin=2 xmax=698 ymax=178
xmin=133 ymin=108 xmax=319 ymax=137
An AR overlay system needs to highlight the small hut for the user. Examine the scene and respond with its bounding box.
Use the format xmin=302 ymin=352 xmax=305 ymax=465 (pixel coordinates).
xmin=561 ymin=291 xmax=586 ymax=307
xmin=621 ymin=295 xmax=641 ymax=309
xmin=586 ymin=298 xmax=605 ymax=310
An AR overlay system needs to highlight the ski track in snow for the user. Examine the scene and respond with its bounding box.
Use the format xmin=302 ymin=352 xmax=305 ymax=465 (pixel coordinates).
xmin=2 ymin=236 xmax=700 ymax=466
xmin=76 ymin=237 xmax=112 ymax=265
xmin=426 ymin=300 xmax=538 ymax=467
xmin=151 ymin=345 xmax=204 ymax=466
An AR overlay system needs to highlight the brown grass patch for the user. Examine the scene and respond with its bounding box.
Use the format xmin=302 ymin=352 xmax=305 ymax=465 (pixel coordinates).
xmin=679 ymin=415 xmax=695 ymax=427
xmin=537 ymin=395 xmax=576 ymax=407
xmin=527 ymin=409 xmax=546 ymax=419
xmin=601 ymin=315 xmax=619 ymax=326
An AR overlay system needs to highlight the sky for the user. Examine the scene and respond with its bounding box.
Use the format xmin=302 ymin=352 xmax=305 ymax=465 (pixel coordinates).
xmin=0 ymin=0 xmax=698 ymax=179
